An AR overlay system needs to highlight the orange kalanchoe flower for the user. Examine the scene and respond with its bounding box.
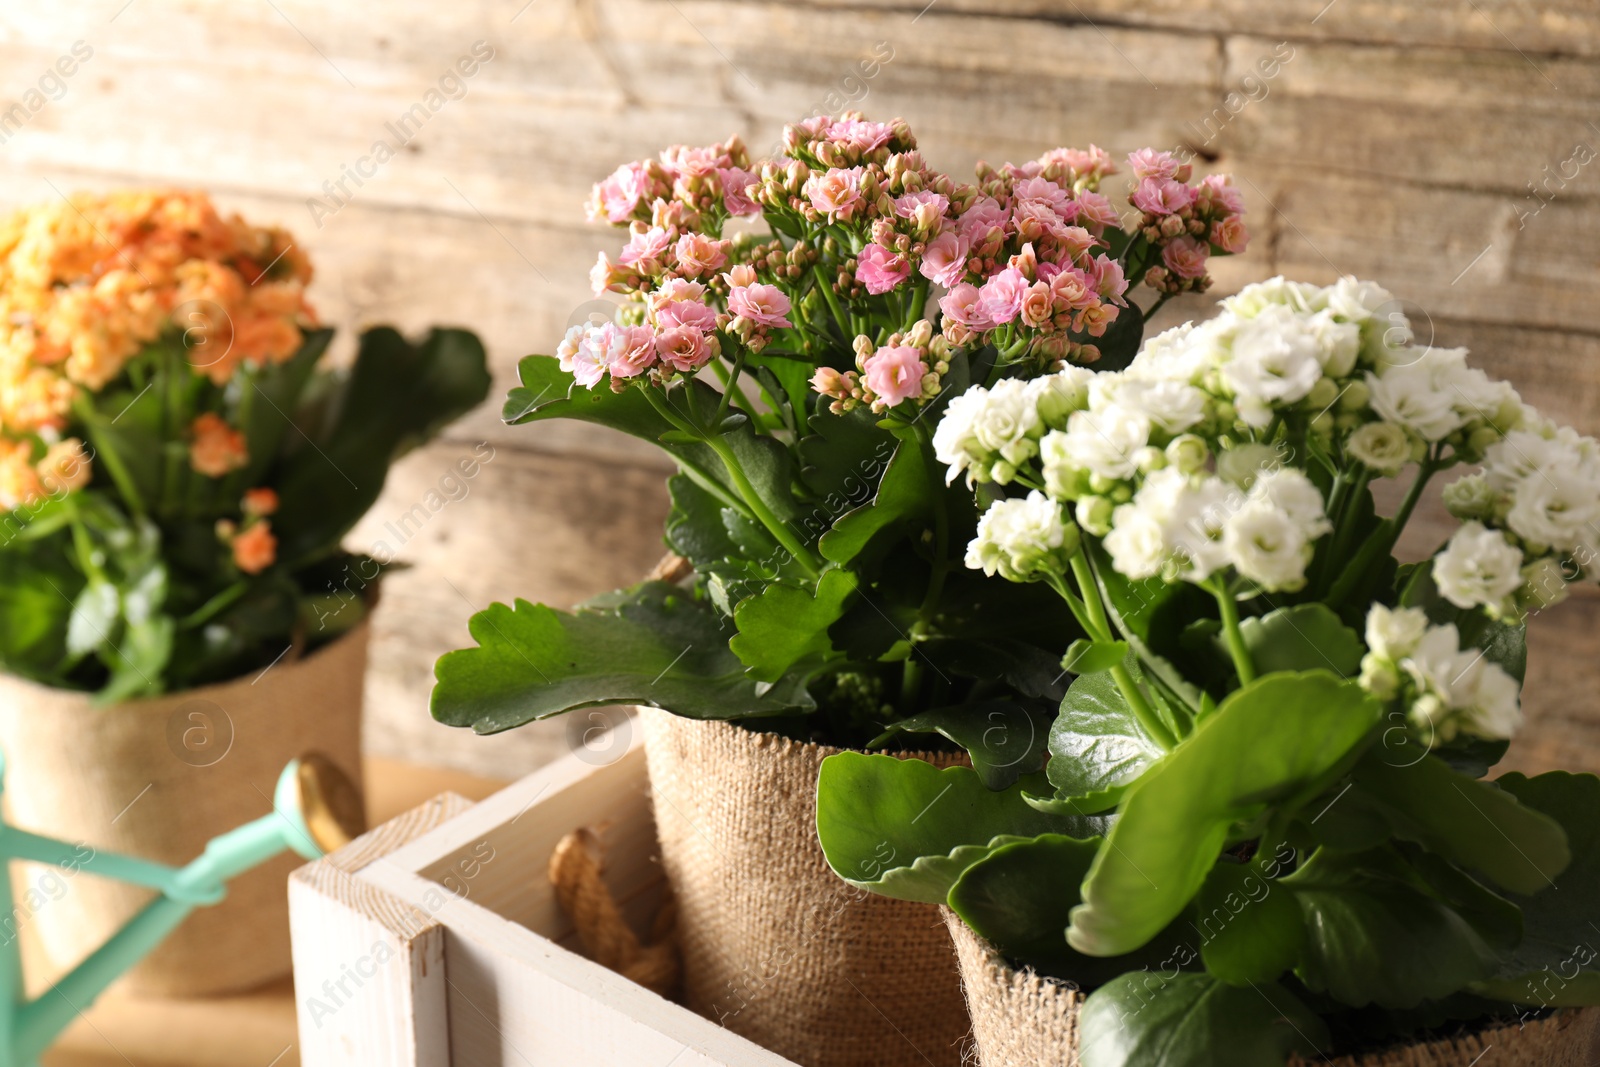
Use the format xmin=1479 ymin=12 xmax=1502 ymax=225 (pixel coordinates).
xmin=0 ymin=189 xmax=316 ymax=433
xmin=242 ymin=487 xmax=278 ymax=517
xmin=188 ymin=412 xmax=248 ymax=477
xmin=230 ymin=520 xmax=277 ymax=575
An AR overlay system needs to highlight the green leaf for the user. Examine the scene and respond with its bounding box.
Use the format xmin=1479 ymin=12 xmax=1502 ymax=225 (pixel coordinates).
xmin=272 ymin=327 xmax=491 ymax=564
xmin=872 ymin=698 xmax=1054 ymax=790
xmin=1079 ymin=974 xmax=1328 ymax=1067
xmin=1063 ymin=638 xmax=1130 ymax=675
xmin=1238 ymin=603 xmax=1364 ymax=678
xmin=816 ymin=753 xmax=1102 ymax=904
xmin=728 ymin=568 xmax=858 ymax=682
xmin=917 ymin=637 xmax=1070 ymax=702
xmin=796 ymin=406 xmax=892 ymax=504
xmin=817 ymin=435 xmax=932 ymax=565
xmin=0 ymin=538 xmax=79 ymax=682
xmin=1045 ymin=667 xmax=1164 ymax=814
xmin=241 ymin=328 xmax=334 ymax=483
xmin=1472 ymin=772 xmax=1600 ymax=1006
xmin=1286 ymin=846 xmax=1503 ymax=1008
xmin=1086 ymin=544 xmax=1206 ymax=716
xmin=1195 ymin=860 xmax=1305 ymax=986
xmin=1351 ymin=748 xmax=1570 ymax=895
xmin=431 ymin=581 xmax=813 ymax=732
xmin=1068 ymin=671 xmax=1382 ymax=957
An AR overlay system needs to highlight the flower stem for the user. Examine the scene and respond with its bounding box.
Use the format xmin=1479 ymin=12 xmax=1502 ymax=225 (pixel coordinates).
xmin=1211 ymin=578 xmax=1256 ymax=685
xmin=1068 ymin=551 xmax=1177 ymax=750
xmin=703 ymin=434 xmax=820 ymax=578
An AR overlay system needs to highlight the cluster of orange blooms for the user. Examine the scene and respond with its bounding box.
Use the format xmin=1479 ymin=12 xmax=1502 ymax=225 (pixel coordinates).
xmin=0 ymin=188 xmax=316 ymax=435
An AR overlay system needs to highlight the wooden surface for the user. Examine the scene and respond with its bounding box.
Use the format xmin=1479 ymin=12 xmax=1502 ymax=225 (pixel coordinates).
xmin=39 ymin=757 xmax=507 ymax=1067
xmin=0 ymin=3 xmax=1597 ymax=778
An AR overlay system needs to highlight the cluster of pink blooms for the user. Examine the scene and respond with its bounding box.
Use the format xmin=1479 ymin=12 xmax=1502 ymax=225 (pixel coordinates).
xmin=588 ymin=136 xmax=761 ymax=298
xmin=1124 ymin=147 xmax=1248 ymax=295
xmin=559 ymin=265 xmax=796 ymax=389
xmin=811 ymin=320 xmax=948 ymax=415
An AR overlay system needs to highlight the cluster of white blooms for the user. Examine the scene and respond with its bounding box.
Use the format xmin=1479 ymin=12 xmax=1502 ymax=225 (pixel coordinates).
xmin=964 ymin=491 xmax=1078 ymax=582
xmin=1359 ymin=605 xmax=1522 ymax=741
xmin=942 ymin=275 xmax=1596 ymax=610
xmin=933 ymin=370 xmax=1095 ymax=486
xmin=1433 ymin=422 xmax=1600 ymax=616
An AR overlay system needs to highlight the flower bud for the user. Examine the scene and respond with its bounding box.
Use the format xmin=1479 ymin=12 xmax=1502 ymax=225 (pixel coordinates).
xmin=1304 ymin=377 xmax=1340 ymax=411
xmin=1165 ymin=434 xmax=1209 ymax=474
xmin=1075 ymin=495 xmax=1114 ymax=536
xmin=1519 ymin=556 xmax=1569 ymax=611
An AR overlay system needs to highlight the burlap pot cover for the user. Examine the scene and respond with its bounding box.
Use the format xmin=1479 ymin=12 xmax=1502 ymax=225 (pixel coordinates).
xmin=0 ymin=623 xmax=367 ymax=997
xmin=945 ymin=910 xmax=1600 ymax=1067
xmin=641 ymin=707 xmax=970 ymax=1067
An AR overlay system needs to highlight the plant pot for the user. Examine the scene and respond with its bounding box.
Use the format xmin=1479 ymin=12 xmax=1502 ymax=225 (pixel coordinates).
xmin=944 ymin=911 xmax=1600 ymax=1067
xmin=0 ymin=622 xmax=368 ymax=997
xmin=640 ymin=707 xmax=969 ymax=1067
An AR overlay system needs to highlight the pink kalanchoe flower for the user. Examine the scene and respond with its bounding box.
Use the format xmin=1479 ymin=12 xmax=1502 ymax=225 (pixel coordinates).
xmin=920 ymin=229 xmax=971 ymax=288
xmin=828 ymin=118 xmax=895 ymax=154
xmin=1013 ymin=177 xmax=1073 ymax=213
xmin=1048 ymin=267 xmax=1097 ymax=312
xmin=1055 ymin=226 xmax=1100 ymax=262
xmin=655 ymin=326 xmax=715 ymax=372
xmin=1126 ymin=148 xmax=1181 ymax=182
xmin=1019 ymin=281 xmax=1056 ymax=329
xmin=607 ymin=325 xmax=658 ymax=379
xmin=1042 ymin=145 xmax=1117 ymax=183
xmin=590 ymin=252 xmax=631 ymax=296
xmin=804 ymin=166 xmax=867 ymax=221
xmin=957 ymin=196 xmax=1010 ymax=242
xmin=939 ymin=282 xmax=995 ymax=331
xmin=589 ymin=161 xmax=654 ymax=224
xmin=727 ymin=283 xmax=793 ymax=329
xmin=1090 ymin=255 xmax=1129 ymax=303
xmin=857 ymin=243 xmax=913 ymax=295
xmin=811 ymin=366 xmax=849 ymax=398
xmin=660 ymin=143 xmax=724 ymax=179
xmin=978 ymin=267 xmax=1031 ymax=325
xmin=1132 ymin=178 xmax=1198 ymax=216
xmin=894 ymin=190 xmax=950 ymax=219
xmin=674 ymin=232 xmax=729 ymax=277
xmin=1161 ymin=235 xmax=1210 ymax=279
xmin=718 ymin=167 xmax=761 ymax=216
xmin=1012 ymin=198 xmax=1071 ymax=242
xmin=863 ymin=345 xmax=926 ymax=408
xmin=1072 ymin=191 xmax=1121 ymax=232
xmin=1198 ymin=173 xmax=1246 ymax=216
xmin=1211 ymin=215 xmax=1250 ymax=254
xmin=559 ymin=323 xmax=611 ymax=388
xmin=722 ymin=263 xmax=758 ymax=289
xmin=657 ymin=298 xmax=717 ymax=332
xmin=619 ymin=226 xmax=674 ymax=274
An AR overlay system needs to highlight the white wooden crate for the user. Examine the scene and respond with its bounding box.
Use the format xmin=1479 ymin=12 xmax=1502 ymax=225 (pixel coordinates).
xmin=289 ymin=729 xmax=798 ymax=1066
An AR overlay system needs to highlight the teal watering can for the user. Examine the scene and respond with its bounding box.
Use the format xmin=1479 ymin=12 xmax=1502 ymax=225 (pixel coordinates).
xmin=0 ymin=751 xmax=363 ymax=1066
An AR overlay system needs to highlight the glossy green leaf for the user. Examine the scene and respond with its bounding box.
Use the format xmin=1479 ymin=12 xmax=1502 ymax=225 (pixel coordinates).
xmin=728 ymin=568 xmax=858 ymax=682
xmin=817 ymin=435 xmax=932 ymax=565
xmin=816 ymin=753 xmax=1102 ymax=904
xmin=431 ymin=581 xmax=813 ymax=732
xmin=1238 ymin=603 xmax=1364 ymax=678
xmin=1286 ymin=846 xmax=1502 ymax=1008
xmin=1068 ymin=671 xmax=1382 ymax=957
xmin=1194 ymin=860 xmax=1305 ymax=986
xmin=1472 ymin=772 xmax=1600 ymax=1006
xmin=1079 ymin=973 xmax=1328 ymax=1067
xmin=272 ymin=327 xmax=491 ymax=564
xmin=872 ymin=697 xmax=1054 ymax=790
xmin=1351 ymin=748 xmax=1570 ymax=895
xmin=1045 ymin=667 xmax=1164 ymax=814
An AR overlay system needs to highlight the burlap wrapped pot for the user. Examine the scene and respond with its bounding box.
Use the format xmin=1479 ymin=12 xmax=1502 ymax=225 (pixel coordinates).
xmin=944 ymin=910 xmax=1600 ymax=1067
xmin=641 ymin=707 xmax=969 ymax=1067
xmin=0 ymin=622 xmax=367 ymax=997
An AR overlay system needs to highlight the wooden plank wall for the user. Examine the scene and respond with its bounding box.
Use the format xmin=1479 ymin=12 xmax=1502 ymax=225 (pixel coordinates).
xmin=1 ymin=1 xmax=1596 ymax=778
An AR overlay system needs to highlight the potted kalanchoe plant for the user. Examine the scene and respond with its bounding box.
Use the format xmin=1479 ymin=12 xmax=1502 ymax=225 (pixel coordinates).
xmin=816 ymin=274 xmax=1600 ymax=1066
xmin=0 ymin=189 xmax=488 ymax=995
xmin=430 ymin=116 xmax=1248 ymax=1065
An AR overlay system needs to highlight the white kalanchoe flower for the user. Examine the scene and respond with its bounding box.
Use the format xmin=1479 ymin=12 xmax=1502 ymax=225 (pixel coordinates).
xmin=1366 ymin=361 xmax=1463 ymax=443
xmin=1215 ymin=442 xmax=1284 ymax=490
xmin=1103 ymin=500 xmax=1168 ymax=581
xmin=1364 ymin=604 xmax=1430 ymax=660
xmin=1249 ymin=469 xmax=1332 ymax=541
xmin=1441 ymin=472 xmax=1496 ymax=521
xmin=1306 ymin=310 xmax=1361 ymax=378
xmin=1224 ymin=502 xmax=1312 ymax=592
xmin=965 ymin=491 xmax=1075 ymax=582
xmin=1058 ymin=404 xmax=1151 ymax=483
xmin=1346 ymin=421 xmax=1415 ymax=476
xmin=1219 ymin=305 xmax=1326 ymax=427
xmin=1505 ymin=467 xmax=1600 ymax=552
xmin=1026 ymin=367 xmax=1095 ymax=428
xmin=1432 ymin=522 xmax=1525 ymax=615
xmin=934 ymin=380 xmax=1044 ymax=486
xmin=1102 ymin=377 xmax=1208 ymax=438
xmin=1221 ymin=276 xmax=1323 ymax=318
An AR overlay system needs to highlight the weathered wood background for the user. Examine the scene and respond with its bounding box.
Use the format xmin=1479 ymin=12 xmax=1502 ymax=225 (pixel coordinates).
xmin=1 ymin=1 xmax=1596 ymax=778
